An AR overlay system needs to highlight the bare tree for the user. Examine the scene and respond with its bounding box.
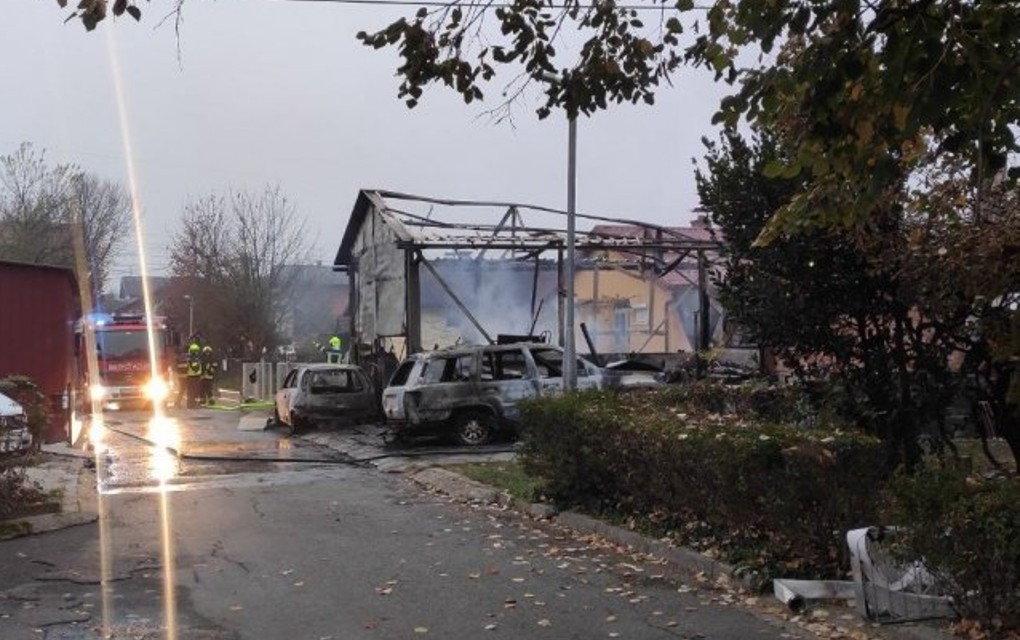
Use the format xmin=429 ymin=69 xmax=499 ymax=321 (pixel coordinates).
xmin=169 ymin=185 xmax=310 ymax=359
xmin=0 ymin=143 xmax=132 ymax=294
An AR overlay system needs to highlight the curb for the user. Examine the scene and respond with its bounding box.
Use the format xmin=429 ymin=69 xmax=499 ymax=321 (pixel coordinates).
xmin=0 ymin=511 xmax=98 ymax=541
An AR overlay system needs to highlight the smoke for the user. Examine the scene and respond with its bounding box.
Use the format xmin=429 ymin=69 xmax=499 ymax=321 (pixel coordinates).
xmin=420 ymin=257 xmax=559 ymax=346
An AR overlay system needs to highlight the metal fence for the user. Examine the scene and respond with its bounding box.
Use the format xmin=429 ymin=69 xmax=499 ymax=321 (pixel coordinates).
xmin=240 ymin=362 xmax=302 ymax=401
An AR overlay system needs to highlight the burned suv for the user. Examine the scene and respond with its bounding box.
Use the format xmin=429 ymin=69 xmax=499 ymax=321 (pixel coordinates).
xmin=381 ymin=343 xmax=601 ymax=446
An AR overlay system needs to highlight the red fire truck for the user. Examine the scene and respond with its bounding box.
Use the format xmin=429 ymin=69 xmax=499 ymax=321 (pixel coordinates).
xmin=75 ymin=313 xmax=179 ymax=410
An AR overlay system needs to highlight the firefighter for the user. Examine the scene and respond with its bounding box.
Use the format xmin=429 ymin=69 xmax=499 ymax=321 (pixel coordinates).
xmin=317 ymin=334 xmax=343 ymax=363
xmin=186 ymin=343 xmax=203 ymax=408
xmin=200 ymin=345 xmax=218 ymax=406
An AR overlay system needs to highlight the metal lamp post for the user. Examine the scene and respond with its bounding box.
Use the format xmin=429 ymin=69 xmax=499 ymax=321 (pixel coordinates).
xmin=183 ymin=295 xmax=194 ymax=337
xmin=564 ymin=115 xmax=577 ymax=391
xmin=538 ymin=72 xmax=578 ymax=390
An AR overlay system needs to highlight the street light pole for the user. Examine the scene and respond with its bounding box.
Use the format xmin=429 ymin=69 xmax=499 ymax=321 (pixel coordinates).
xmin=183 ymin=295 xmax=194 ymax=337
xmin=540 ymin=72 xmax=579 ymax=391
xmin=564 ymin=115 xmax=578 ymax=391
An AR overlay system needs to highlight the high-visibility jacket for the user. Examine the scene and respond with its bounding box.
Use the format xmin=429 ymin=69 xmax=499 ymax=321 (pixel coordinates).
xmin=187 ymin=357 xmax=203 ymax=377
xmin=201 ymin=359 xmax=218 ymax=380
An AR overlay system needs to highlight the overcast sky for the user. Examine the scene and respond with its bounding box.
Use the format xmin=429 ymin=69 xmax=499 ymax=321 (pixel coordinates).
xmin=2 ymin=0 xmax=730 ymax=287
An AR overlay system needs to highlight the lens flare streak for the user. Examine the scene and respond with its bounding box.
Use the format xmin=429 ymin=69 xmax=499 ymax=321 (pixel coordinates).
xmin=104 ymin=27 xmax=179 ymax=640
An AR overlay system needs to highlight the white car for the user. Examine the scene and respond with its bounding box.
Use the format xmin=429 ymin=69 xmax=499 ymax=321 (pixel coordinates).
xmin=0 ymin=391 xmax=32 ymax=455
xmin=273 ymin=363 xmax=378 ymax=434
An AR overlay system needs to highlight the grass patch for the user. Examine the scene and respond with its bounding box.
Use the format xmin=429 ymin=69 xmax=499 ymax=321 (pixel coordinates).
xmin=445 ymin=461 xmax=544 ymax=503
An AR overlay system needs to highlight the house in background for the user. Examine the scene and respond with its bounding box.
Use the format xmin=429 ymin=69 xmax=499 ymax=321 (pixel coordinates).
xmin=575 ymin=220 xmax=737 ymax=360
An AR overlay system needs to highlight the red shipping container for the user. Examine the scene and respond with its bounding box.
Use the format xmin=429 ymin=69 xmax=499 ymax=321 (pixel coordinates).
xmin=0 ymin=260 xmax=80 ymax=444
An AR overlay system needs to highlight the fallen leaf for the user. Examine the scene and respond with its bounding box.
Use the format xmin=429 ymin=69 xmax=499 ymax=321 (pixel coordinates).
xmin=606 ymin=615 xmax=618 ymax=622
xmin=537 ymin=619 xmax=552 ymax=627
xmin=293 ymin=581 xmax=305 ymax=587
xmin=666 ymin=621 xmax=678 ymax=628
xmin=484 ymin=624 xmax=498 ymax=631
xmin=469 ymin=573 xmax=481 ymax=579
xmin=281 ymin=569 xmax=294 ymax=576
xmin=229 ymin=605 xmax=243 ymax=612
xmin=414 ymin=626 xmax=428 ymax=634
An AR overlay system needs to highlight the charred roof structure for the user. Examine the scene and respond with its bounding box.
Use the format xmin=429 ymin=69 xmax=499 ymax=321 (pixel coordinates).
xmin=334 ymin=189 xmax=722 ymax=359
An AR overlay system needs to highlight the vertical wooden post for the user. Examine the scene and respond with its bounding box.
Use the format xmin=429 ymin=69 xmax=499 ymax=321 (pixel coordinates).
xmin=405 ymin=249 xmax=422 ymax=354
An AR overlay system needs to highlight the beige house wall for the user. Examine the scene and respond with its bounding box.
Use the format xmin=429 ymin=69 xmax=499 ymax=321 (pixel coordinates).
xmin=574 ymin=268 xmax=693 ymax=355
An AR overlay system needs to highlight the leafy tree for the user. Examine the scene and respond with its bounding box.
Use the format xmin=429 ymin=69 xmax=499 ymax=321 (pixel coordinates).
xmin=168 ymin=185 xmax=311 ymax=359
xmin=697 ymin=129 xmax=1016 ymax=469
xmin=0 ymin=143 xmax=131 ymax=295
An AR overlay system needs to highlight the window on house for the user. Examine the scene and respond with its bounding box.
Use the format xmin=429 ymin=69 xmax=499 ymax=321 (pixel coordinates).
xmin=633 ymin=303 xmax=649 ymax=327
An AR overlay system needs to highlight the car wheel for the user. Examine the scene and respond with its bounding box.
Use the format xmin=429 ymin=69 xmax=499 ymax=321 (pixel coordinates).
xmin=453 ymin=411 xmax=495 ymax=446
xmin=272 ymin=408 xmax=288 ymax=432
xmin=292 ymin=412 xmax=317 ymax=435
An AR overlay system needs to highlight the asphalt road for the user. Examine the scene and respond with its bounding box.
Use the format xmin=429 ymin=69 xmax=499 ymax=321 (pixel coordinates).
xmin=0 ymin=408 xmax=815 ymax=640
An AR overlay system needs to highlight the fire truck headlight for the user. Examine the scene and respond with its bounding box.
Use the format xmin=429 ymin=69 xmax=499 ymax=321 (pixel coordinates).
xmin=89 ymin=385 xmax=107 ymax=401
xmin=144 ymin=377 xmax=170 ymax=402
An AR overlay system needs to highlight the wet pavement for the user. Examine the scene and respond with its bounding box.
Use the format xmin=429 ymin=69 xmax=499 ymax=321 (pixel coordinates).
xmin=88 ymin=408 xmax=514 ymax=494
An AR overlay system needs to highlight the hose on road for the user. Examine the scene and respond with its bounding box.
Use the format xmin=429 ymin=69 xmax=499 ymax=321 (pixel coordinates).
xmin=98 ymin=423 xmax=517 ymax=466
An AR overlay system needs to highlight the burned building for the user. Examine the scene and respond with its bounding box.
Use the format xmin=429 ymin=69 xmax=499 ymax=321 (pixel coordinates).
xmin=334 ymin=190 xmax=729 ymax=366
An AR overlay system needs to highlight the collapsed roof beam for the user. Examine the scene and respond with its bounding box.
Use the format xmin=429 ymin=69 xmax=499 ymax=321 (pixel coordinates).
xmin=373 ymin=190 xmax=712 ymax=243
xmin=417 ymin=251 xmax=495 ymax=345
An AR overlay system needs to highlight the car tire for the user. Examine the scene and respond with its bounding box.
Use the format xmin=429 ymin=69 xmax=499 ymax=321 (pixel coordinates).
xmin=453 ymin=411 xmax=495 ymax=446
xmin=272 ymin=408 xmax=289 ymax=432
xmin=291 ymin=412 xmax=313 ymax=436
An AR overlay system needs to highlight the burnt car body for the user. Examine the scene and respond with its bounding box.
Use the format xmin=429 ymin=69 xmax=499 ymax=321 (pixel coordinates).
xmin=274 ymin=364 xmax=377 ymax=433
xmin=381 ymin=342 xmax=650 ymax=446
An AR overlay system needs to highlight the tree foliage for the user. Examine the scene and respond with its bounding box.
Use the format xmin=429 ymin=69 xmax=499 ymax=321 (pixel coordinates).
xmin=168 ymin=186 xmax=310 ymax=359
xmin=700 ymin=128 xmax=1020 ymax=470
xmin=0 ymin=143 xmax=131 ymax=295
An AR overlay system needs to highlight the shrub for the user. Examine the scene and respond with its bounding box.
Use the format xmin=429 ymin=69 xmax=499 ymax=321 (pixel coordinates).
xmin=518 ymin=387 xmax=888 ymax=583
xmin=884 ymin=466 xmax=1020 ymax=633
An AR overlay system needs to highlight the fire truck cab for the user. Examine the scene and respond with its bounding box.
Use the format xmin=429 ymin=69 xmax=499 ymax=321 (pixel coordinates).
xmin=74 ymin=313 xmax=179 ymax=411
